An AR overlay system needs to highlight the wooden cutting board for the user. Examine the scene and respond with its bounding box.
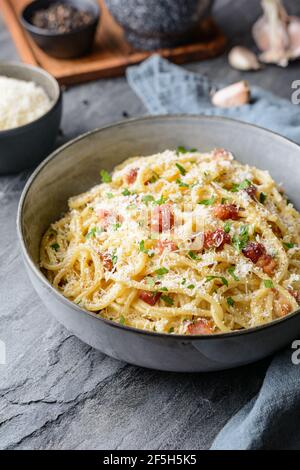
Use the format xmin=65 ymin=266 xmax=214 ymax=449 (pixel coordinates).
xmin=0 ymin=0 xmax=227 ymax=85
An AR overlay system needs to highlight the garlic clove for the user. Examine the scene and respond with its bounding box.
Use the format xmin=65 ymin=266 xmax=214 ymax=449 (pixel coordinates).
xmin=228 ymin=46 xmax=261 ymax=71
xmin=212 ymin=81 xmax=251 ymax=108
xmin=259 ymin=49 xmax=289 ymax=67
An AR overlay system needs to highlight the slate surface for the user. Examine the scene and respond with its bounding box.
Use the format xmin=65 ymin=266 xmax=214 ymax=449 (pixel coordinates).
xmin=0 ymin=0 xmax=299 ymax=450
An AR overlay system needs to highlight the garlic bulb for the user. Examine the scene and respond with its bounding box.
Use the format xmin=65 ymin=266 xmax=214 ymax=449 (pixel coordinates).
xmin=211 ymin=81 xmax=251 ymax=108
xmin=228 ymin=46 xmax=261 ymax=71
xmin=253 ymin=0 xmax=300 ymax=67
xmin=289 ymin=16 xmax=300 ymax=59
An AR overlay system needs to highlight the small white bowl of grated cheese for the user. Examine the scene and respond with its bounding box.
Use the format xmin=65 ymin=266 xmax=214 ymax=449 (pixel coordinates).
xmin=0 ymin=62 xmax=62 ymax=173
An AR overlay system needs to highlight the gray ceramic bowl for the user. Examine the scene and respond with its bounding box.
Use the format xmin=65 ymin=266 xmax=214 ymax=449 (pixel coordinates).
xmin=0 ymin=62 xmax=62 ymax=174
xmin=105 ymin=0 xmax=214 ymax=50
xmin=17 ymin=115 xmax=300 ymax=372
xmin=21 ymin=0 xmax=100 ymax=59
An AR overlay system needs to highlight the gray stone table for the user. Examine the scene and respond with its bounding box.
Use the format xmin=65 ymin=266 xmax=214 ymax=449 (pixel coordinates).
xmin=1 ymin=0 xmax=300 ymax=450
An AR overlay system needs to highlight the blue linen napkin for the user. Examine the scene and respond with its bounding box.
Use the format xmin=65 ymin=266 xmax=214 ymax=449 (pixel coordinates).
xmin=126 ymin=54 xmax=300 ymax=143
xmin=126 ymin=55 xmax=300 ymax=450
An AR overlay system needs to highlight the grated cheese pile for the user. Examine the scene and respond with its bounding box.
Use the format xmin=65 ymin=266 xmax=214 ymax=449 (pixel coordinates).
xmin=0 ymin=76 xmax=52 ymax=131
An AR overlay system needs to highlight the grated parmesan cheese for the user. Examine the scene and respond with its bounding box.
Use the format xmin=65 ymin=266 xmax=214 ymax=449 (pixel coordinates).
xmin=0 ymin=76 xmax=52 ymax=131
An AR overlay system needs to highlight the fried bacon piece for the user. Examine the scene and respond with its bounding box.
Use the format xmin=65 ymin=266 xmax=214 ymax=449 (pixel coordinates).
xmin=203 ymin=228 xmax=231 ymax=250
xmin=213 ymin=203 xmax=239 ymax=221
xmin=187 ymin=318 xmax=214 ymax=335
xmin=156 ymin=239 xmax=178 ymax=254
xmin=139 ymin=290 xmax=161 ymax=306
xmin=100 ymin=252 xmax=113 ymax=271
xmin=212 ymin=148 xmax=231 ymax=160
xmin=97 ymin=209 xmax=111 ymax=228
xmin=151 ymin=204 xmax=174 ymax=233
xmin=244 ymin=185 xmax=257 ymax=199
xmin=243 ymin=242 xmax=277 ymax=275
xmin=242 ymin=242 xmax=266 ymax=263
xmin=125 ymin=168 xmax=138 ymax=185
xmin=97 ymin=209 xmax=122 ymax=229
xmin=256 ymin=254 xmax=277 ymax=277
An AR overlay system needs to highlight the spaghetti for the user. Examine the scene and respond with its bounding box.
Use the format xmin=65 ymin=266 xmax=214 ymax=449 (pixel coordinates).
xmin=40 ymin=148 xmax=300 ymax=335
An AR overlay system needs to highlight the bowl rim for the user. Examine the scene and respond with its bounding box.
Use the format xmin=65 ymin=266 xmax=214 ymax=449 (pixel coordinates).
xmin=0 ymin=61 xmax=61 ymax=137
xmin=21 ymin=0 xmax=100 ymax=38
xmin=17 ymin=114 xmax=300 ymax=340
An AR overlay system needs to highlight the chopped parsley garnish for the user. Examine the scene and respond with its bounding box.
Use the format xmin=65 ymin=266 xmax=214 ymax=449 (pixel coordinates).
xmin=168 ymin=327 xmax=174 ymax=333
xmin=227 ymin=297 xmax=235 ymax=307
xmin=154 ymin=195 xmax=167 ymax=206
xmin=50 ymin=242 xmax=59 ymax=251
xmin=122 ymin=188 xmax=131 ymax=196
xmin=176 ymin=178 xmax=189 ymax=188
xmin=181 ymin=278 xmax=186 ymax=285
xmin=85 ymin=227 xmax=97 ymax=238
xmin=176 ymin=146 xmax=188 ymax=154
xmin=231 ymin=179 xmax=251 ymax=192
xmin=113 ymin=222 xmax=122 ymax=231
xmin=175 ymin=162 xmax=187 ymax=176
xmin=127 ymin=203 xmax=137 ymax=210
xmin=119 ymin=315 xmax=126 ymax=325
xmin=111 ymin=251 xmax=118 ymax=266
xmin=85 ymin=227 xmax=101 ymax=239
xmin=144 ymin=280 xmax=169 ymax=293
xmin=100 ymin=169 xmax=112 ymax=183
xmin=283 ymin=242 xmax=295 ymax=249
xmin=187 ymin=284 xmax=195 ymax=289
xmin=159 ymin=287 xmax=169 ymax=292
xmin=139 ymin=240 xmax=146 ymax=252
xmin=228 ymin=266 xmax=240 ymax=281
xmin=139 ymin=240 xmax=154 ymax=257
xmin=221 ymin=198 xmax=228 ymax=204
xmin=176 ymin=146 xmax=197 ymax=154
xmin=161 ymin=294 xmax=174 ymax=306
xmin=224 ymin=221 xmax=231 ymax=233
xmin=155 ymin=267 xmax=169 ymax=277
xmin=188 ymin=251 xmax=200 ymax=261
xmin=264 ymin=279 xmax=274 ymax=288
xmin=259 ymin=192 xmax=267 ymax=204
xmin=106 ymin=192 xmax=114 ymax=199
xmin=232 ymin=225 xmax=249 ymax=252
xmin=198 ymin=196 xmax=215 ymax=206
xmin=142 ymin=194 xmax=155 ymax=205
xmin=205 ymin=276 xmax=228 ymax=287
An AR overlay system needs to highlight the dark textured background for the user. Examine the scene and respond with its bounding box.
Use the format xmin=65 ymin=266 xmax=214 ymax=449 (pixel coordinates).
xmin=0 ymin=0 xmax=300 ymax=449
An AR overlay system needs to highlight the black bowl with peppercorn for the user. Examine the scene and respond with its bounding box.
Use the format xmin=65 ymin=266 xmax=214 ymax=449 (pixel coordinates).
xmin=21 ymin=0 xmax=100 ymax=59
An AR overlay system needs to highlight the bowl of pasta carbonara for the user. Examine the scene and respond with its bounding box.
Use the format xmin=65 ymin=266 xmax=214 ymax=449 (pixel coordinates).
xmin=17 ymin=115 xmax=300 ymax=371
